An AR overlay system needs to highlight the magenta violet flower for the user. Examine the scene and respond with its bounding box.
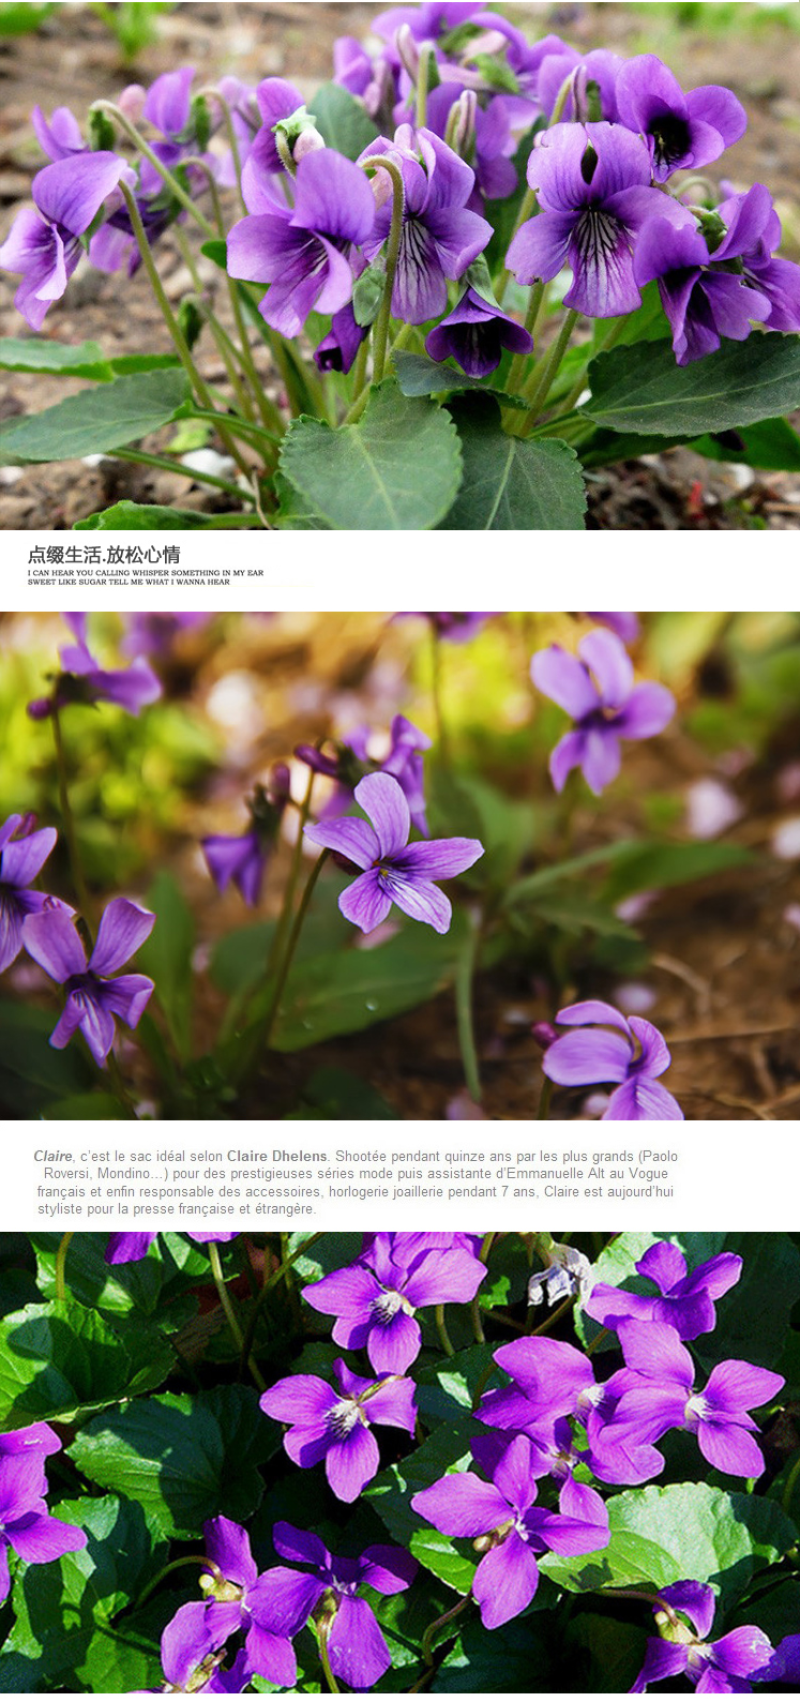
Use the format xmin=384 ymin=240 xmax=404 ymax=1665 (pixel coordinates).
xmin=542 ymin=1001 xmax=684 ymax=1120
xmin=583 ymin=1241 xmax=743 ymax=1342
xmin=105 ymin=1231 xmax=239 ymax=1264
xmin=631 ymin=1580 xmax=774 ymax=1693
xmin=250 ymin=1522 xmax=417 ymax=1690
xmin=411 ymin=1435 xmax=610 ymax=1628
xmin=361 ymin=126 xmax=492 ymax=323
xmin=0 ymin=152 xmax=128 ymax=330
xmin=531 ymin=628 xmax=675 ymax=795
xmin=27 ymin=613 xmax=161 ymax=721
xmin=0 ymin=1434 xmax=87 ymax=1602
xmin=425 ymin=282 xmax=533 ymax=378
xmin=22 ymin=897 xmax=155 ymax=1066
xmin=301 ymin=1230 xmax=486 ymax=1373
xmin=304 ymin=772 xmax=484 ymax=936
xmin=506 ymin=122 xmax=673 ymax=318
xmin=297 ymin=714 xmax=431 ymax=834
xmin=203 ymin=766 xmax=292 ymax=908
xmin=0 ymin=813 xmax=65 ymax=975
xmin=157 ymin=1610 xmax=252 ymax=1697
xmin=260 ymin=1357 xmax=416 ymax=1502
xmin=227 ymin=148 xmax=376 ymax=338
xmin=604 ymin=1319 xmax=784 ymax=1478
xmin=160 ymin=1516 xmax=297 ymax=1691
xmin=615 ymin=54 xmax=747 ymax=182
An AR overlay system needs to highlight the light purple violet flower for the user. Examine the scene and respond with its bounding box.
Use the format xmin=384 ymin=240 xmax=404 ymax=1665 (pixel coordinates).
xmin=313 ymin=301 xmax=369 ymax=374
xmin=374 ymin=4 xmax=487 ymax=43
xmin=584 ymin=1241 xmax=743 ymax=1341
xmin=426 ymin=85 xmax=518 ymax=204
xmin=0 ymin=152 xmax=128 ymax=330
xmin=755 ymin=1634 xmax=800 ymax=1686
xmin=31 ymin=105 xmax=85 ymax=162
xmin=0 ymin=1423 xmax=62 ymax=1464
xmin=507 ymin=122 xmax=674 ymax=318
xmin=533 ymin=45 xmax=624 ymax=125
xmin=22 ymin=898 xmax=155 ymax=1066
xmin=425 ymin=282 xmax=533 ymax=377
xmin=162 ymin=1516 xmax=297 ymax=1690
xmin=605 ymin=1319 xmax=784 ymax=1478
xmin=411 ymin=1435 xmax=610 ymax=1628
xmin=227 ymin=149 xmax=376 ymax=339
xmin=27 ymin=613 xmax=161 ymax=720
xmin=584 ymin=613 xmax=640 ymax=643
xmin=157 ymin=1601 xmax=256 ymax=1694
xmin=542 ymin=1001 xmax=684 ymax=1120
xmin=0 ymin=1440 xmax=87 ymax=1603
xmin=301 ymin=1230 xmax=486 ymax=1374
xmin=615 ymin=54 xmax=747 ymax=183
xmin=531 ymin=628 xmax=675 ymax=794
xmin=297 ymin=714 xmax=431 ymax=834
xmin=121 ymin=612 xmax=211 ymax=657
xmin=105 ymin=1232 xmax=239 ymax=1264
xmin=304 ymin=772 xmax=484 ymax=936
xmin=250 ymin=1522 xmax=417 ymax=1690
xmin=203 ymin=766 xmax=292 ymax=908
xmin=251 ymin=77 xmax=305 ymax=174
xmin=260 ymin=1357 xmax=416 ymax=1502
xmin=631 ymin=1581 xmax=774 ymax=1694
xmin=360 ymin=125 xmax=492 ymax=323
xmin=0 ymin=813 xmax=65 ymax=975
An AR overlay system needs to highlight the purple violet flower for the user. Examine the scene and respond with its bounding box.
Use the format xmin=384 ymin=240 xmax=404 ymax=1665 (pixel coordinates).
xmin=506 ymin=121 xmax=673 ymax=318
xmin=31 ymin=105 xmax=85 ymax=162
xmin=605 ymin=1319 xmax=784 ymax=1478
xmin=531 ymin=628 xmax=675 ymax=795
xmin=251 ymin=77 xmax=306 ymax=174
xmin=542 ymin=1001 xmax=684 ymax=1120
xmin=301 ymin=1230 xmax=486 ymax=1373
xmin=260 ymin=1357 xmax=416 ymax=1502
xmin=0 ymin=813 xmax=65 ymax=975
xmin=584 ymin=1241 xmax=743 ymax=1341
xmin=398 ymin=612 xmax=496 ymax=641
xmin=105 ymin=1232 xmax=239 ymax=1264
xmin=297 ymin=714 xmax=431 ymax=834
xmin=631 ymin=1581 xmax=773 ymax=1694
xmin=361 ymin=125 xmax=492 ymax=323
xmin=142 ymin=67 xmax=197 ymax=141
xmin=161 ymin=1516 xmax=297 ymax=1691
xmin=0 ymin=1437 xmax=87 ymax=1603
xmin=304 ymin=772 xmax=484 ymax=936
xmin=411 ymin=1435 xmax=610 ymax=1628
xmin=0 ymin=152 xmax=128 ymax=330
xmin=313 ymin=301 xmax=369 ymax=374
xmin=615 ymin=55 xmax=747 ymax=182
xmin=120 ymin=612 xmax=211 ymax=657
xmin=22 ymin=897 xmax=155 ymax=1066
xmin=426 ymin=85 xmax=519 ymax=203
xmin=756 ymin=1635 xmax=800 ymax=1686
xmin=425 ymin=282 xmax=532 ymax=377
xmin=250 ymin=1522 xmax=417 ymax=1690
xmin=634 ymin=211 xmax=772 ymax=367
xmin=27 ymin=613 xmax=161 ymax=720
xmin=584 ymin=612 xmax=640 ymax=643
xmin=203 ymin=766 xmax=292 ymax=908
xmin=227 ymin=149 xmax=376 ymax=338
xmin=157 ymin=1611 xmax=252 ymax=1696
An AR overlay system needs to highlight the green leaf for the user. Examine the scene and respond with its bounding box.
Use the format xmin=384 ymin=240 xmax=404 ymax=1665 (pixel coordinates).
xmin=0 ymin=1496 xmax=168 ymax=1691
xmin=504 ymin=839 xmax=646 ymax=910
xmin=75 ymin=502 xmax=225 ymax=530
xmin=68 ymin=1386 xmax=273 ymax=1538
xmin=695 ymin=1232 xmax=800 ymax=1373
xmin=271 ymin=920 xmax=464 ymax=1050
xmin=599 ymin=839 xmax=755 ymax=904
xmin=0 ymin=368 xmax=190 ymax=463
xmin=434 ymin=1616 xmax=554 ymax=1692
xmin=689 ymin=415 xmax=800 ymax=472
xmin=201 ymin=237 xmax=228 ymax=271
xmin=393 ymin=351 xmax=528 ymax=411
xmin=0 ymin=337 xmax=113 ymax=381
xmin=583 ymin=331 xmax=800 ymax=437
xmin=31 ymin=1229 xmax=208 ymax=1328
xmin=310 ymin=81 xmax=379 ymax=159
xmin=0 ymin=997 xmax=94 ymax=1115
xmin=137 ymin=871 xmax=195 ymax=1059
xmin=279 ymin=382 xmax=462 ymax=530
xmin=39 ymin=1091 xmax=128 ymax=1119
xmin=273 ymin=471 xmax=332 ymax=530
xmin=542 ymin=1482 xmax=797 ymax=1614
xmin=441 ymin=397 xmax=586 ymax=529
xmin=366 ymin=1416 xmax=478 ymax=1594
xmin=0 ymin=1299 xmax=173 ymax=1426
xmin=0 ymin=3 xmax=56 ymax=34
xmin=289 ymin=1066 xmax=401 ymax=1119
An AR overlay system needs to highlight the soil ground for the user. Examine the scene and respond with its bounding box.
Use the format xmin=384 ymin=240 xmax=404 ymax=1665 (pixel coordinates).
xmin=1 ymin=2 xmax=800 ymax=528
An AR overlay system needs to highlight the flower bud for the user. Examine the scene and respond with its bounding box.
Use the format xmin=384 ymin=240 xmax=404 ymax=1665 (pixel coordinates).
xmin=293 ymin=125 xmax=327 ymax=161
xmin=445 ymin=89 xmax=477 ymax=160
xmin=395 ymin=23 xmax=420 ymax=83
xmin=118 ymin=82 xmax=146 ymax=122
xmin=531 ymin=1021 xmax=559 ymax=1050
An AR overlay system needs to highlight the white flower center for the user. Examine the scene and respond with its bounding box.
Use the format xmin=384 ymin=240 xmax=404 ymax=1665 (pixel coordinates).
xmin=327 ymin=1398 xmax=363 ymax=1439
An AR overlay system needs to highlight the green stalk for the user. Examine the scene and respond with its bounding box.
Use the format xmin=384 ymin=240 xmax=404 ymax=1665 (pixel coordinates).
xmin=522 ymin=308 xmax=580 ymax=430
xmin=113 ymin=446 xmax=254 ymax=503
xmin=782 ymin=1452 xmax=800 ymax=1516
xmin=207 ymin=1241 xmax=265 ymax=1391
xmin=430 ymin=624 xmax=448 ymax=761
xmin=264 ymin=768 xmax=316 ymax=986
xmin=237 ymin=1231 xmax=325 ymax=1377
xmin=262 ymin=851 xmax=330 ymax=1052
xmin=317 ymin=1627 xmax=340 ymax=1694
xmin=536 ymin=1077 xmax=553 ymax=1121
xmin=435 ymin=1304 xmax=455 ymax=1356
xmin=505 ymin=278 xmax=545 ymax=396
xmin=416 ymin=46 xmax=432 ymax=129
xmin=51 ymin=708 xmax=92 ymax=922
xmin=55 ymin=1231 xmax=74 ymax=1302
xmin=360 ymin=156 xmax=406 ymax=384
xmin=455 ymin=909 xmax=482 ymax=1104
xmin=197 ymin=83 xmax=248 ymax=216
xmin=421 ymin=1596 xmax=471 ymax=1666
xmin=90 ymin=102 xmax=216 ymax=238
xmin=553 ymin=316 xmax=628 ymax=418
xmin=118 ymin=182 xmax=251 ymax=477
xmin=134 ymin=1554 xmax=222 ymax=1612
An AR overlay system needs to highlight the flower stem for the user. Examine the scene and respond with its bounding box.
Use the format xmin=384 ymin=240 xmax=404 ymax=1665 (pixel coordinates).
xmin=264 ymin=768 xmax=315 ymax=986
xmin=530 ymin=1294 xmax=574 ymax=1336
xmin=455 ymin=908 xmax=482 ymax=1104
xmin=554 ymin=315 xmax=628 ymax=418
xmin=118 ymin=182 xmax=252 ymax=477
xmin=90 ymin=101 xmax=216 ymax=238
xmin=55 ymin=1231 xmax=74 ymax=1302
xmin=430 ymin=626 xmax=448 ymax=761
xmin=522 ymin=308 xmax=580 ymax=429
xmin=113 ymin=446 xmax=254 ymax=503
xmin=435 ymin=1304 xmax=455 ymax=1357
xmin=197 ymin=84 xmax=248 ymax=217
xmin=51 ymin=707 xmax=92 ymax=924
xmin=505 ymin=278 xmax=545 ymax=396
xmin=134 ymin=1553 xmax=222 ymax=1612
xmin=536 ymin=1076 xmax=553 ymax=1121
xmin=360 ymin=156 xmax=406 ymax=385
xmin=237 ymin=1231 xmax=325 ymax=1377
xmin=421 ymin=1595 xmax=471 ymax=1666
xmin=416 ymin=47 xmax=432 ymax=130
xmin=782 ymin=1452 xmax=800 ymax=1516
xmin=207 ymin=1241 xmax=266 ymax=1392
xmin=317 ymin=1626 xmax=340 ymax=1694
xmin=263 ymin=850 xmax=330 ymax=1052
